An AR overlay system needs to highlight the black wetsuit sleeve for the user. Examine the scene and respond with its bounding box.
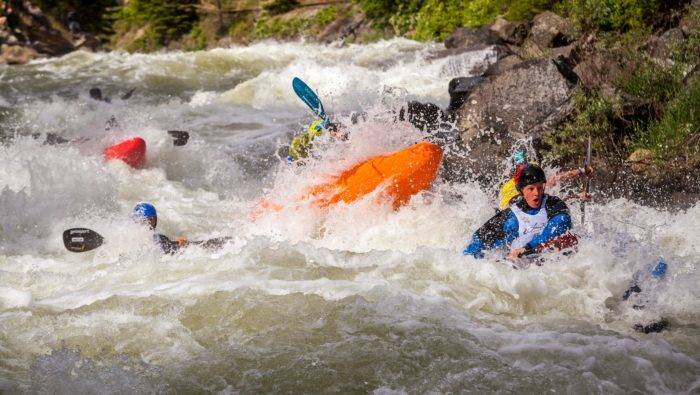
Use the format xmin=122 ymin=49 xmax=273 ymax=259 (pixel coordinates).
xmin=155 ymin=234 xmax=181 ymax=254
xmin=544 ymin=195 xmax=570 ymax=219
xmin=474 ymin=208 xmax=511 ymax=247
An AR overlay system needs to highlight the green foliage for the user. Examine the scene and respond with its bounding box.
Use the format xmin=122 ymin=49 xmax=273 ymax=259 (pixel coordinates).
xmin=183 ymin=23 xmax=207 ymax=51
xmin=632 ymin=77 xmax=700 ymax=161
xmin=314 ymin=7 xmax=339 ymax=27
xmin=252 ymin=7 xmax=338 ymax=40
xmin=562 ymin=0 xmax=659 ymax=32
xmin=262 ymin=0 xmax=300 ymax=16
xmin=413 ymin=0 xmax=464 ymax=41
xmin=616 ymin=59 xmax=683 ymax=116
xmin=114 ymin=0 xmax=198 ymax=51
xmin=672 ymin=10 xmax=700 ymax=65
xmin=504 ymin=0 xmax=558 ymax=21
xmin=544 ymin=90 xmax=621 ymax=164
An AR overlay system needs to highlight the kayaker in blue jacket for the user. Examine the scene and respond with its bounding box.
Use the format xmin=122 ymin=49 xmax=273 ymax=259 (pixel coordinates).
xmin=132 ymin=202 xmax=188 ymax=254
xmin=464 ymin=164 xmax=574 ymax=259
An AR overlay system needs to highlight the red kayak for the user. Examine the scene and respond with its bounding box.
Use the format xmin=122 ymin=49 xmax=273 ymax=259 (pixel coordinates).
xmin=103 ymin=137 xmax=146 ymax=168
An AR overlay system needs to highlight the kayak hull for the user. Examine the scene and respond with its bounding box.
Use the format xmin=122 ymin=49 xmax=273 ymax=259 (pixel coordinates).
xmin=103 ymin=137 xmax=146 ymax=168
xmin=304 ymin=141 xmax=443 ymax=208
xmin=252 ymin=141 xmax=443 ymax=219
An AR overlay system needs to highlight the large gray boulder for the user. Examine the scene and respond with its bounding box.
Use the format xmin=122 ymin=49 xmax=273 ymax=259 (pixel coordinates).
xmin=530 ymin=11 xmax=574 ymax=49
xmin=488 ymin=17 xmax=528 ymax=45
xmin=454 ymin=59 xmax=574 ymax=179
xmin=444 ymin=26 xmax=502 ymax=49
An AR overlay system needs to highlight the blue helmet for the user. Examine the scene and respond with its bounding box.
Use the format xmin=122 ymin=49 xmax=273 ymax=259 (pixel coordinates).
xmin=133 ymin=202 xmax=157 ymax=219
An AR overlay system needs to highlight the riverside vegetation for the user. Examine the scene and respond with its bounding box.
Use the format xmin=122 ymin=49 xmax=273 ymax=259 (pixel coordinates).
xmin=1 ymin=0 xmax=698 ymax=205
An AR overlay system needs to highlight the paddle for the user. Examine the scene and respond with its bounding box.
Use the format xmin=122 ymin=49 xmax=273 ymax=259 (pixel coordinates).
xmin=167 ymin=130 xmax=190 ymax=146
xmin=63 ymin=228 xmax=104 ymax=252
xmin=580 ymin=135 xmax=592 ymax=225
xmin=292 ymin=77 xmax=330 ymax=127
xmin=62 ymin=227 xmax=229 ymax=253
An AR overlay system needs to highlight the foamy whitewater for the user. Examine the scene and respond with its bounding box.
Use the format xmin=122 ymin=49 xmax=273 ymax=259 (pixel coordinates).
xmin=0 ymin=40 xmax=698 ymax=393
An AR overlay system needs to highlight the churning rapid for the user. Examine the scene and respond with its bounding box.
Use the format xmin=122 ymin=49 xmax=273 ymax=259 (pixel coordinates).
xmin=0 ymin=39 xmax=698 ymax=393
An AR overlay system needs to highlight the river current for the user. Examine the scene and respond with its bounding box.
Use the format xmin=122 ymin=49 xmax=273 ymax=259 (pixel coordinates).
xmin=0 ymin=39 xmax=698 ymax=393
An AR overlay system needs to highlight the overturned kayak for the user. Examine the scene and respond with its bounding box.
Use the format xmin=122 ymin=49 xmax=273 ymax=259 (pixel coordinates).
xmin=103 ymin=137 xmax=146 ymax=168
xmin=304 ymin=141 xmax=443 ymax=208
xmin=253 ymin=141 xmax=443 ymax=218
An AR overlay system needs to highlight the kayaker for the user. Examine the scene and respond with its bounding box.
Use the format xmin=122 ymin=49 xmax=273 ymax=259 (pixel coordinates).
xmin=132 ymin=202 xmax=188 ymax=254
xmin=464 ymin=163 xmax=574 ymax=259
xmin=498 ymin=149 xmax=593 ymax=210
xmin=287 ymin=119 xmax=346 ymax=161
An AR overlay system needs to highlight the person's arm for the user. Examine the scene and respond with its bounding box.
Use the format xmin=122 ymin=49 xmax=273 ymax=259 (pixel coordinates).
xmin=547 ymin=166 xmax=593 ymax=187
xmin=155 ymin=234 xmax=187 ymax=254
xmin=463 ymin=209 xmax=514 ymax=258
xmin=523 ymin=212 xmax=572 ymax=252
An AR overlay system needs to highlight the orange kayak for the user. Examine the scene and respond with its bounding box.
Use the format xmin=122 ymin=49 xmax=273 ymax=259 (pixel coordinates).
xmin=303 ymin=141 xmax=443 ymax=208
xmin=253 ymin=141 xmax=442 ymax=218
xmin=103 ymin=137 xmax=146 ymax=169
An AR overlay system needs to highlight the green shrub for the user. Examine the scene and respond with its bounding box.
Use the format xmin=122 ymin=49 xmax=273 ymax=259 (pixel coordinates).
xmin=253 ymin=7 xmax=337 ymax=40
xmin=114 ymin=0 xmax=198 ymax=50
xmin=616 ymin=59 xmax=683 ymax=116
xmin=562 ymin=0 xmax=659 ymax=32
xmin=413 ymin=0 xmax=464 ymax=41
xmin=544 ymin=90 xmax=623 ymax=164
xmin=314 ymin=6 xmax=338 ymax=27
xmin=504 ymin=0 xmax=559 ymax=21
xmin=633 ymin=77 xmax=700 ymax=161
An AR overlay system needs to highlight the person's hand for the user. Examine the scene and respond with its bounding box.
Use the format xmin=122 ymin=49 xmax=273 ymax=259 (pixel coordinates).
xmin=175 ymin=237 xmax=188 ymax=247
xmin=507 ymin=247 xmax=526 ymax=260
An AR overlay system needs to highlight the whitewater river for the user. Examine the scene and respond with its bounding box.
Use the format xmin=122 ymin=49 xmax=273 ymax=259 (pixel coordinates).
xmin=0 ymin=39 xmax=698 ymax=393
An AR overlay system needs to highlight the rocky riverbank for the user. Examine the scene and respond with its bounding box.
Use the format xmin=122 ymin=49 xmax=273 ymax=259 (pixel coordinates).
xmin=2 ymin=0 xmax=699 ymax=207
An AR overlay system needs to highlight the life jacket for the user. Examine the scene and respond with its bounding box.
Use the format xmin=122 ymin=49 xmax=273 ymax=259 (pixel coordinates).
xmin=499 ymin=178 xmax=519 ymax=209
xmin=510 ymin=195 xmax=549 ymax=249
xmin=288 ymin=119 xmax=325 ymax=160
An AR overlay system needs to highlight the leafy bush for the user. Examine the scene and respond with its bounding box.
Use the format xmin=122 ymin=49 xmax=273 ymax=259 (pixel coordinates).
xmin=114 ymin=0 xmax=198 ymax=51
xmin=544 ymin=90 xmax=623 ymax=164
xmin=413 ymin=0 xmax=464 ymax=41
xmin=632 ymin=77 xmax=700 ymax=161
xmin=253 ymin=6 xmax=338 ymax=40
xmin=562 ymin=0 xmax=659 ymax=31
xmin=504 ymin=0 xmax=558 ymax=21
xmin=616 ymin=59 xmax=683 ymax=116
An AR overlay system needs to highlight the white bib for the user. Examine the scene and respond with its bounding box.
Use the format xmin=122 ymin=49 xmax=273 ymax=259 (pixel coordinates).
xmin=510 ymin=195 xmax=548 ymax=249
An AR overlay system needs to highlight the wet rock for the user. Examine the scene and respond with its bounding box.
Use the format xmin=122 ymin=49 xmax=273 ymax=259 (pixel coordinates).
xmin=573 ymin=50 xmax=625 ymax=93
xmin=447 ymin=76 xmax=485 ymax=114
xmin=530 ymin=11 xmax=574 ymax=49
xmin=483 ymin=54 xmax=522 ymax=76
xmin=0 ymin=44 xmax=38 ymax=64
xmin=648 ymin=28 xmax=685 ymax=59
xmin=454 ymin=59 xmax=573 ymax=179
xmin=488 ymin=17 xmax=528 ymax=45
xmin=444 ymin=26 xmax=502 ymax=49
xmin=319 ymin=14 xmax=365 ymax=43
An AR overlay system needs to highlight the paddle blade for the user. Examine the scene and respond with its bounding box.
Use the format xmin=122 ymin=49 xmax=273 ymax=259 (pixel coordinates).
xmin=63 ymin=228 xmax=104 ymax=253
xmin=292 ymin=77 xmax=326 ymax=121
xmin=167 ymin=130 xmax=190 ymax=146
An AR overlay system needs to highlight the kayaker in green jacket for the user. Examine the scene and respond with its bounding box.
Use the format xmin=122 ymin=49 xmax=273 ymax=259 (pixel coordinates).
xmin=287 ymin=119 xmax=346 ymax=161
